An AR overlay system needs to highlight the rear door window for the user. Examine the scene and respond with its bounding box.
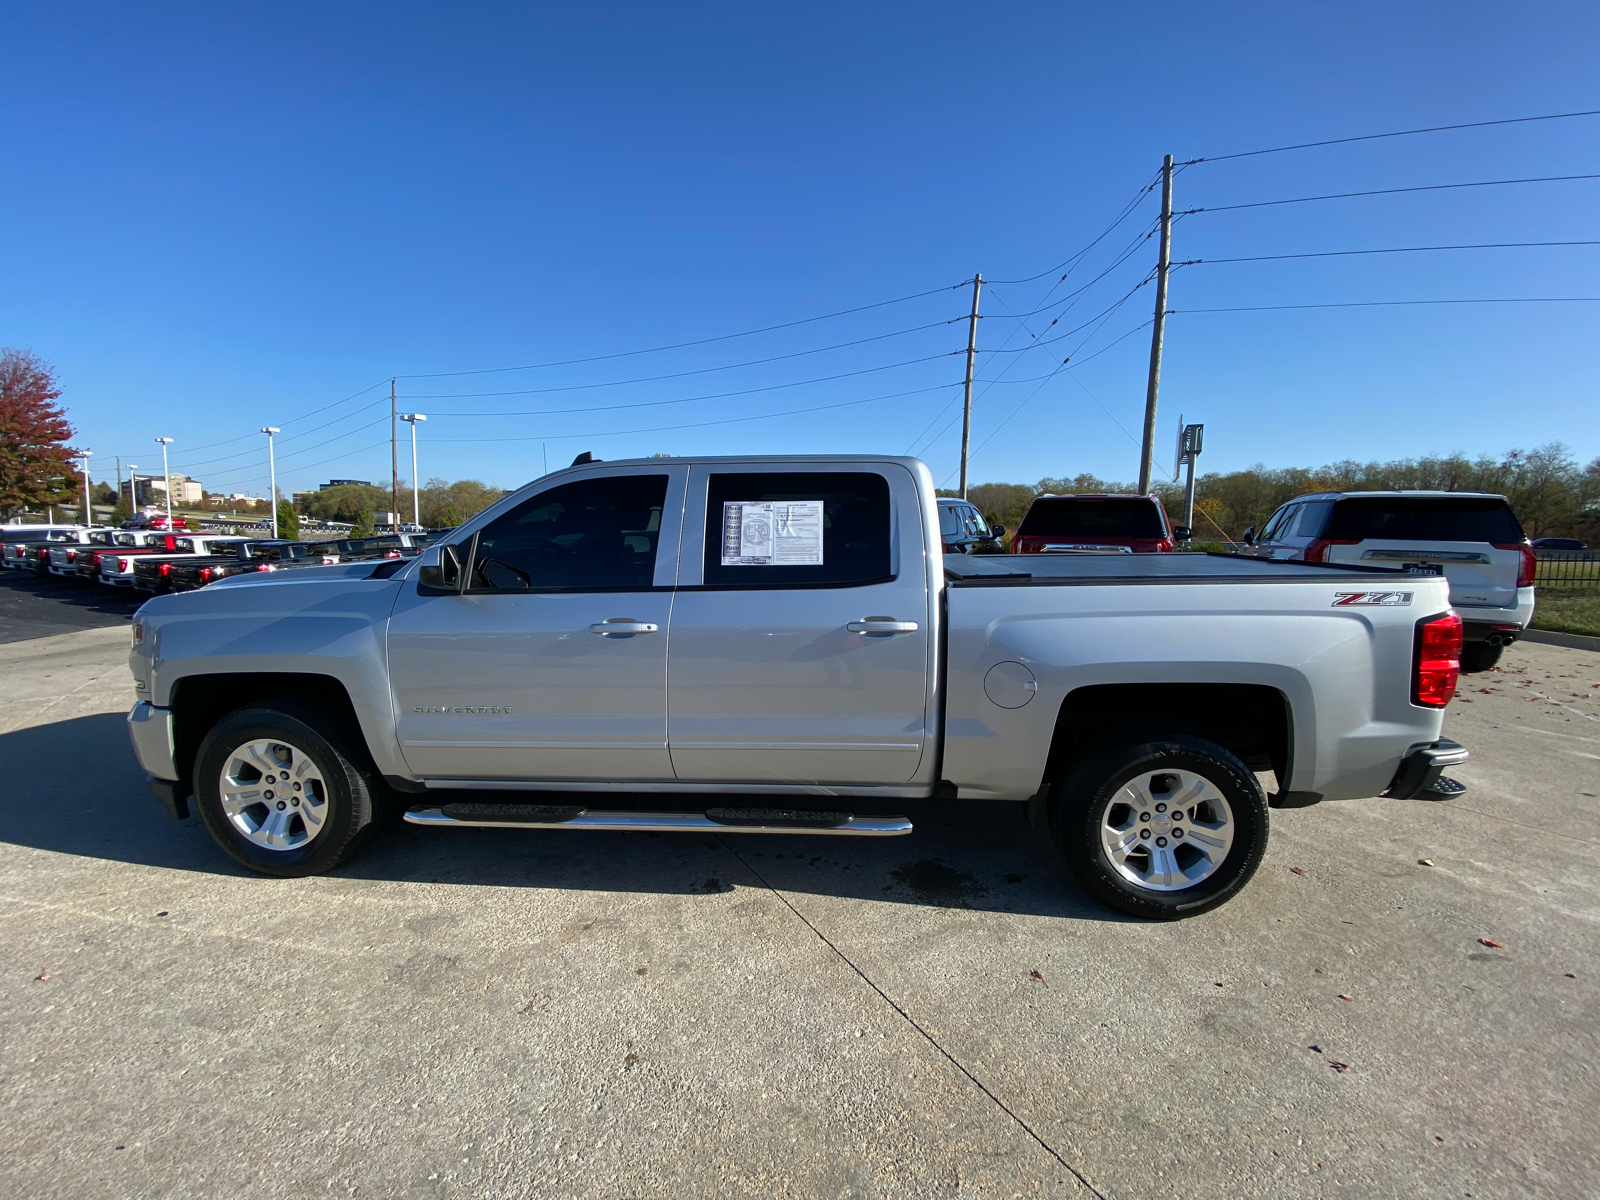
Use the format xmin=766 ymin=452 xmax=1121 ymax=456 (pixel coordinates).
xmin=1326 ymin=497 xmax=1524 ymax=542
xmin=1018 ymin=497 xmax=1165 ymax=538
xmin=469 ymin=474 xmax=668 ymax=592
xmin=701 ymin=471 xmax=892 ymax=588
xmin=1294 ymin=502 xmax=1332 ymax=538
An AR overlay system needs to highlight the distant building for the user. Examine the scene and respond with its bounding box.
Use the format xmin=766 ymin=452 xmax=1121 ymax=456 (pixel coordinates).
xmin=123 ymin=473 xmax=203 ymax=505
xmin=320 ymin=479 xmax=373 ymax=491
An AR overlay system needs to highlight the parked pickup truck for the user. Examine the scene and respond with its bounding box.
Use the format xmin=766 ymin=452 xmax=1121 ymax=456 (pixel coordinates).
xmin=126 ymin=455 xmax=1468 ymax=919
xmin=79 ymin=531 xmax=191 ymax=584
xmin=165 ymin=541 xmax=334 ymax=591
xmin=47 ymin=530 xmax=118 ymax=577
xmin=130 ymin=536 xmax=253 ymax=595
xmin=4 ymin=526 xmax=101 ymax=574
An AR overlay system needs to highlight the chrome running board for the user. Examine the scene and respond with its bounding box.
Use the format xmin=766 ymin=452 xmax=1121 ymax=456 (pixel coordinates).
xmin=403 ymin=803 xmax=913 ymax=837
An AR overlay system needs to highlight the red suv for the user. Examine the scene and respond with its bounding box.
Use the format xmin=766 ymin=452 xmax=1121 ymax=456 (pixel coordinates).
xmin=1010 ymin=494 xmax=1184 ymax=555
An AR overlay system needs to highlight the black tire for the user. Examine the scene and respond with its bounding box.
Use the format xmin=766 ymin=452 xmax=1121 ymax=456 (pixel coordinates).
xmin=1050 ymin=733 xmax=1269 ymax=920
xmin=194 ymin=698 xmax=387 ymax=877
xmin=1459 ymin=641 xmax=1504 ymax=674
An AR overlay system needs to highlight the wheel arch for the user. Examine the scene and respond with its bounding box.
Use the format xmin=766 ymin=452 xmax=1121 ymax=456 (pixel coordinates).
xmin=1041 ymin=682 xmax=1292 ymax=798
xmin=170 ymin=672 xmax=368 ymax=790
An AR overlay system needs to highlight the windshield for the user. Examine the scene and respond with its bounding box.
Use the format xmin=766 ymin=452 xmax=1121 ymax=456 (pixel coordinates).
xmin=1018 ymin=497 xmax=1166 ymax=539
xmin=1326 ymin=497 xmax=1524 ymax=543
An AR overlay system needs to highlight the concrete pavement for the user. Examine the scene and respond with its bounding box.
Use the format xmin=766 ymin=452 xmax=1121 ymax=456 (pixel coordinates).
xmin=1 ymin=628 xmax=1596 ymax=1199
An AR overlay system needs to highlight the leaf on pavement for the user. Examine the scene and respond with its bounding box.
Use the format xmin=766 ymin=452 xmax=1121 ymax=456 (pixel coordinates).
xmin=1028 ymin=969 xmax=1045 ymax=983
xmin=1478 ymin=938 xmax=1505 ymax=949
xmin=1337 ymin=993 xmax=1354 ymax=1001
xmin=1328 ymin=1061 xmax=1351 ymax=1073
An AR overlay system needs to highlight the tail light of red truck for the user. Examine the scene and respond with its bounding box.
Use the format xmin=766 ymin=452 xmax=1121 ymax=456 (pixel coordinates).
xmin=1414 ymin=612 xmax=1463 ymax=708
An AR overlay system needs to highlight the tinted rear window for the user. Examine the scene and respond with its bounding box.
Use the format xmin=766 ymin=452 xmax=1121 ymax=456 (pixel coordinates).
xmin=1018 ymin=497 xmax=1166 ymax=539
xmin=1326 ymin=497 xmax=1524 ymax=543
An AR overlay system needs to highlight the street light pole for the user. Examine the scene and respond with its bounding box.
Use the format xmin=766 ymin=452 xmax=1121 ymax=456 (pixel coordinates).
xmin=261 ymin=427 xmax=281 ymax=538
xmin=154 ymin=438 xmax=174 ymax=524
xmin=79 ymin=449 xmax=93 ymax=525
xmin=400 ymin=414 xmax=426 ymax=528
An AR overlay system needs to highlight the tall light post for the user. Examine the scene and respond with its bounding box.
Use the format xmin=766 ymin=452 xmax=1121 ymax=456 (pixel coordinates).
xmin=79 ymin=449 xmax=93 ymax=525
xmin=261 ymin=427 xmax=281 ymax=538
xmin=400 ymin=413 xmax=426 ymax=528
xmin=154 ymin=438 xmax=174 ymax=524
xmin=125 ymin=465 xmax=137 ymax=520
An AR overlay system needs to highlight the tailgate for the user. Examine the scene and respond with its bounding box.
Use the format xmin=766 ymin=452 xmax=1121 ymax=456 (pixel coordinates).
xmin=1327 ymin=540 xmax=1520 ymax=609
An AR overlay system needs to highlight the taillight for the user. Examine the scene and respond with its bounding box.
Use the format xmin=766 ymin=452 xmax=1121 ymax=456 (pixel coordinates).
xmin=117 ymin=558 xmax=131 ymax=572
xmin=1304 ymin=538 xmax=1359 ymax=563
xmin=1414 ymin=612 xmax=1463 ymax=708
xmin=257 ymin=563 xmax=274 ymax=572
xmin=1494 ymin=541 xmax=1536 ymax=589
xmin=160 ymin=563 xmax=172 ymax=576
xmin=66 ymin=550 xmax=77 ymax=562
xmin=199 ymin=568 xmax=212 ymax=581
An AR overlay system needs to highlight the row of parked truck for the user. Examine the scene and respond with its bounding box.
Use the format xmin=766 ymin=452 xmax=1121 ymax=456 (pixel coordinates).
xmin=1 ymin=525 xmax=438 ymax=594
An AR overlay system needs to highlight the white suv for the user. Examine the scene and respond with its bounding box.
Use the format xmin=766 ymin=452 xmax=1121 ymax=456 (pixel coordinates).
xmin=1243 ymin=491 xmax=1535 ymax=673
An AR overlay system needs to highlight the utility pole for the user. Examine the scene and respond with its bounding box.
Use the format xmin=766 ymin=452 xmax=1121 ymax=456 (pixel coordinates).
xmin=1138 ymin=154 xmax=1175 ymax=496
xmin=115 ymin=457 xmax=123 ymax=511
xmin=957 ymin=274 xmax=983 ymax=499
xmin=155 ymin=437 xmax=174 ymax=524
xmin=79 ymin=449 xmax=93 ymax=525
xmin=390 ymin=378 xmax=400 ymax=534
xmin=262 ymin=427 xmax=281 ymax=538
xmin=401 ymin=413 xmax=426 ymax=528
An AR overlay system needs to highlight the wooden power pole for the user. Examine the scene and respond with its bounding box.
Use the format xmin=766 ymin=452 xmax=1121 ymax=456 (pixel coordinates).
xmin=957 ymin=274 xmax=983 ymax=499
xmin=1138 ymin=154 xmax=1174 ymax=496
xmin=390 ymin=378 xmax=400 ymax=533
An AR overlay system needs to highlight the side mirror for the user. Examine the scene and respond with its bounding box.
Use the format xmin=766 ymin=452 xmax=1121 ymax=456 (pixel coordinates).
xmin=1241 ymin=527 xmax=1255 ymax=546
xmin=417 ymin=543 xmax=463 ymax=590
xmin=990 ymin=525 xmax=1006 ymax=540
xmin=1172 ymin=525 xmax=1192 ymax=541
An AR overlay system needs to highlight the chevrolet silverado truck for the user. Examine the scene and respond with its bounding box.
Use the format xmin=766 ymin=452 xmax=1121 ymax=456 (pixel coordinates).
xmin=126 ymin=455 xmax=1467 ymax=919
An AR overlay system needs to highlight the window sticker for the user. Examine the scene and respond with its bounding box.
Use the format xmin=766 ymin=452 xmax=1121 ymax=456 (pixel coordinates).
xmin=721 ymin=500 xmax=824 ymax=566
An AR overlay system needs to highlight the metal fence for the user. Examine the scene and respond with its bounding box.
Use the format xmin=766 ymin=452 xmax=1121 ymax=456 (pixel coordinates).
xmin=1534 ymin=551 xmax=1600 ymax=591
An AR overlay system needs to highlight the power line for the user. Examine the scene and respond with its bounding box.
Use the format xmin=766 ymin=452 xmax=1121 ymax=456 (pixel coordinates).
xmin=418 ymin=354 xmax=957 ymax=418
xmin=1188 ymin=108 xmax=1600 ymax=165
xmin=394 ymin=284 xmax=966 ymax=380
xmin=1187 ymin=173 xmax=1600 ymax=214
xmin=432 ymin=383 xmax=964 ymax=445
xmin=984 ymin=173 xmax=1161 ymax=285
xmin=1171 ymin=297 xmax=1600 ymax=313
xmin=1182 ymin=240 xmax=1600 ymax=266
xmin=398 ymin=320 xmax=958 ymax=400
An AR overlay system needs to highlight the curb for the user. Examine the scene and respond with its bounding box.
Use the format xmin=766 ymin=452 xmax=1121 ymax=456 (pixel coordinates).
xmin=1520 ymin=628 xmax=1600 ymax=653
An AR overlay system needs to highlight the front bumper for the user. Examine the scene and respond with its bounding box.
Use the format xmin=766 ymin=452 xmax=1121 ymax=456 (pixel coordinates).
xmin=1384 ymin=738 xmax=1469 ymax=799
xmin=127 ymin=701 xmax=178 ymax=779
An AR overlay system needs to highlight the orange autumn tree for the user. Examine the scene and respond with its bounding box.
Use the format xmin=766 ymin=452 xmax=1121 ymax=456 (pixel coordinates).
xmin=0 ymin=348 xmax=79 ymax=519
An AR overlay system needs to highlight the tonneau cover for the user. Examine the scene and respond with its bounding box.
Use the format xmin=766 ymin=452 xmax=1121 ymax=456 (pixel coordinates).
xmin=943 ymin=552 xmax=1402 ymax=585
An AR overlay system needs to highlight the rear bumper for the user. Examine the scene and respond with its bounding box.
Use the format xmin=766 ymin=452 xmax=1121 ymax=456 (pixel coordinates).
xmin=1384 ymin=738 xmax=1469 ymax=799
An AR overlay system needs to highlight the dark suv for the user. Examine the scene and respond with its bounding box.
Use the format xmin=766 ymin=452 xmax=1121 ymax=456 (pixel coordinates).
xmin=1010 ymin=494 xmax=1185 ymax=555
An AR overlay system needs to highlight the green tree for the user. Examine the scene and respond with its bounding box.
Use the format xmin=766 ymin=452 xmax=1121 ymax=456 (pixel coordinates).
xmin=0 ymin=348 xmax=80 ymax=518
xmin=350 ymin=509 xmax=375 ymax=537
xmin=110 ymin=492 xmax=133 ymax=525
xmin=276 ymin=500 xmax=301 ymax=540
xmin=419 ymin=477 xmax=508 ymax=529
xmin=301 ymin=483 xmax=391 ymax=523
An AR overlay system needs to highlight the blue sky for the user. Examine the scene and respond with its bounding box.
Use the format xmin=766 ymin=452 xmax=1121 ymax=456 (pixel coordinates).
xmin=3 ymin=2 xmax=1596 ymax=498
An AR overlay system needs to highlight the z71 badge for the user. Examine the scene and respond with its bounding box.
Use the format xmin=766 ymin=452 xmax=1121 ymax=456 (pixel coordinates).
xmin=1332 ymin=591 xmax=1413 ymax=607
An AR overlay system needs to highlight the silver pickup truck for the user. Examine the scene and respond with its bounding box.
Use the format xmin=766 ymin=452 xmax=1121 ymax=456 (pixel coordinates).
xmin=126 ymin=455 xmax=1467 ymax=918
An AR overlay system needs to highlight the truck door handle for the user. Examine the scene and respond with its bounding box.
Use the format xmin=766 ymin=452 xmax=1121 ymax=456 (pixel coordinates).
xmin=847 ymin=617 xmax=920 ymax=634
xmin=589 ymin=618 xmax=659 ymax=636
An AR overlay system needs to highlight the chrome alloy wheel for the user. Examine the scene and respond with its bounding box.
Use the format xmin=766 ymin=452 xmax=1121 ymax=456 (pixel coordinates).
xmin=218 ymin=739 xmax=330 ymax=852
xmin=1100 ymin=769 xmax=1235 ymax=891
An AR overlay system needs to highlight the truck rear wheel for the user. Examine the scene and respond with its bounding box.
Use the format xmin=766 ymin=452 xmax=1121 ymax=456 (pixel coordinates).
xmin=1051 ymin=733 xmax=1268 ymax=919
xmin=194 ymin=699 xmax=385 ymax=878
xmin=1459 ymin=642 xmax=1503 ymax=674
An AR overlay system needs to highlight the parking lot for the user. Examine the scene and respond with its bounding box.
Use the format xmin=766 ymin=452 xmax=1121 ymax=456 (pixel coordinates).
xmin=2 ymin=573 xmax=1596 ymax=1199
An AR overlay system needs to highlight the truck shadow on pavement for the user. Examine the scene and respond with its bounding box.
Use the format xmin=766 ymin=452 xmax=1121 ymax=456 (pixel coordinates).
xmin=1 ymin=712 xmax=1127 ymax=923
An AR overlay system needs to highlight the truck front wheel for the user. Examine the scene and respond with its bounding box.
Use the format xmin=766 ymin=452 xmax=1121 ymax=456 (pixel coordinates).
xmin=1051 ymin=733 xmax=1268 ymax=919
xmin=194 ymin=699 xmax=385 ymax=878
